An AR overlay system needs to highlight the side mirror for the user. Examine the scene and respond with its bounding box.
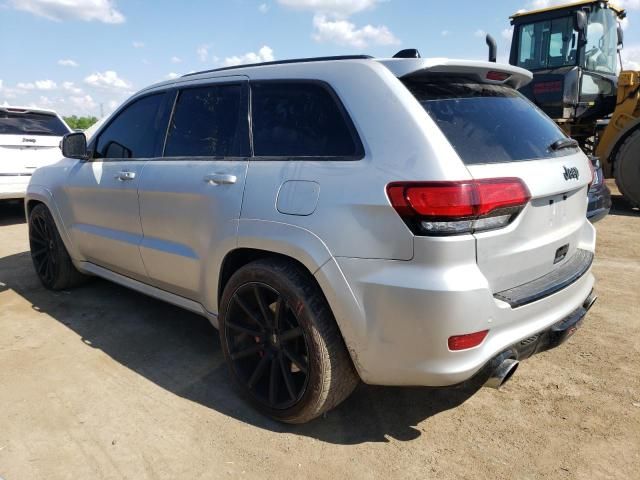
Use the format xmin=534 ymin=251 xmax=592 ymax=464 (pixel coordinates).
xmin=61 ymin=132 xmax=89 ymax=160
xmin=617 ymin=23 xmax=624 ymax=48
xmin=574 ymin=10 xmax=587 ymax=32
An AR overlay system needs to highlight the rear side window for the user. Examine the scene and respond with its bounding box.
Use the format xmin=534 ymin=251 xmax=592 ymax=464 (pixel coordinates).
xmin=405 ymin=81 xmax=571 ymax=164
xmin=164 ymin=84 xmax=249 ymax=157
xmin=0 ymin=111 xmax=69 ymax=136
xmin=251 ymin=81 xmax=363 ymax=158
xmin=95 ymin=93 xmax=168 ymax=159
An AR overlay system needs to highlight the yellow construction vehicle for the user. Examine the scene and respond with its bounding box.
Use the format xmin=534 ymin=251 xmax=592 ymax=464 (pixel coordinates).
xmin=509 ymin=0 xmax=640 ymax=206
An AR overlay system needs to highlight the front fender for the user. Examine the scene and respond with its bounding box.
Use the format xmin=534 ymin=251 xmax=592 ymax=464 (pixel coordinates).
xmin=25 ymin=185 xmax=83 ymax=263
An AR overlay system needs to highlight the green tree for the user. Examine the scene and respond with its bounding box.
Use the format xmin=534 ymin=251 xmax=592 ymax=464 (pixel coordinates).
xmin=64 ymin=115 xmax=99 ymax=131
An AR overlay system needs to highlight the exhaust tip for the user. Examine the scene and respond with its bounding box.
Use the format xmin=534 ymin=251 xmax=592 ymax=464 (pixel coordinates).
xmin=583 ymin=292 xmax=598 ymax=311
xmin=484 ymin=358 xmax=519 ymax=389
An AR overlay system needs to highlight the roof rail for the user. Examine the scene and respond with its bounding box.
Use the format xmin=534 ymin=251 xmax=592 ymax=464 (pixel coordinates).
xmin=182 ymin=55 xmax=374 ymax=77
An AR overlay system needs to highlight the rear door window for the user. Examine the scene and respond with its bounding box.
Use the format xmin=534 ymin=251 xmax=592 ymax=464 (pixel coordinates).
xmin=251 ymin=81 xmax=363 ymax=158
xmin=95 ymin=93 xmax=169 ymax=159
xmin=405 ymin=81 xmax=572 ymax=165
xmin=0 ymin=111 xmax=69 ymax=136
xmin=164 ymin=83 xmax=249 ymax=157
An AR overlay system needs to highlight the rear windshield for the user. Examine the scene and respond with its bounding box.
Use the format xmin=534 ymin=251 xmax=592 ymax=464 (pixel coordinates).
xmin=0 ymin=111 xmax=69 ymax=136
xmin=404 ymin=81 xmax=573 ymax=164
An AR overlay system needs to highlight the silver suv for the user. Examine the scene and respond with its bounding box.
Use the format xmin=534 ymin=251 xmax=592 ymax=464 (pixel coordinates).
xmin=26 ymin=55 xmax=597 ymax=423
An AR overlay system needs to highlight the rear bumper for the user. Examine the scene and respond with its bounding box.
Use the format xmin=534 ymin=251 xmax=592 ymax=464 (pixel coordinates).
xmin=315 ymin=227 xmax=596 ymax=387
xmin=491 ymin=289 xmax=596 ymax=363
xmin=0 ymin=176 xmax=29 ymax=199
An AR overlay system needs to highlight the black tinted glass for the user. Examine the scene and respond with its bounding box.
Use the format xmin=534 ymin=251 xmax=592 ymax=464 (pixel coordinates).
xmin=405 ymin=81 xmax=571 ymax=164
xmin=96 ymin=93 xmax=167 ymax=159
xmin=0 ymin=112 xmax=69 ymax=136
xmin=164 ymin=84 xmax=248 ymax=157
xmin=251 ymin=82 xmax=361 ymax=157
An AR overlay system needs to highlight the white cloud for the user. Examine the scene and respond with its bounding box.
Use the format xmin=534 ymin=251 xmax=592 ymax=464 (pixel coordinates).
xmin=8 ymin=0 xmax=125 ymax=23
xmin=132 ymin=41 xmax=144 ymax=48
xmin=62 ymin=81 xmax=83 ymax=95
xmin=223 ymin=45 xmax=275 ymax=66
xmin=69 ymin=94 xmax=97 ymax=113
xmin=259 ymin=2 xmax=269 ymax=13
xmin=166 ymin=72 xmax=180 ymax=80
xmin=16 ymin=80 xmax=56 ymax=90
xmin=312 ymin=14 xmax=399 ymax=48
xmin=84 ymin=71 xmax=131 ymax=90
xmin=171 ymin=56 xmax=182 ymax=63
xmin=474 ymin=29 xmax=487 ymax=38
xmin=621 ymin=44 xmax=640 ymax=70
xmin=278 ymin=0 xmax=379 ymax=17
xmin=58 ymin=59 xmax=78 ymax=67
xmin=197 ymin=44 xmax=210 ymax=62
xmin=35 ymin=80 xmax=56 ymax=90
xmin=502 ymin=27 xmax=514 ymax=41
xmin=0 ymin=80 xmax=3 ymax=90
xmin=441 ymin=30 xmax=450 ymax=37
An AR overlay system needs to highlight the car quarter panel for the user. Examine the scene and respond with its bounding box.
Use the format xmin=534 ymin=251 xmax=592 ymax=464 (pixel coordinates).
xmin=238 ymin=61 xmax=473 ymax=262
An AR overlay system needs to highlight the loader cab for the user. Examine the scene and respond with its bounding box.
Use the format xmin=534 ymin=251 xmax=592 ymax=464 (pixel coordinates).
xmin=510 ymin=1 xmax=625 ymax=126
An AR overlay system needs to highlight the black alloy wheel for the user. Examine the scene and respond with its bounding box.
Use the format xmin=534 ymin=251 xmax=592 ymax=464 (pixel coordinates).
xmin=224 ymin=282 xmax=309 ymax=410
xmin=29 ymin=206 xmax=60 ymax=288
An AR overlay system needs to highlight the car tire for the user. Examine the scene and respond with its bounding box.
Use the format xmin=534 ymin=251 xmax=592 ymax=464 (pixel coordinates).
xmin=219 ymin=258 xmax=359 ymax=424
xmin=28 ymin=203 xmax=88 ymax=290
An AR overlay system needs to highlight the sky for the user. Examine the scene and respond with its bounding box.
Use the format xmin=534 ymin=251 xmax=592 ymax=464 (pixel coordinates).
xmin=1 ymin=0 xmax=639 ymax=118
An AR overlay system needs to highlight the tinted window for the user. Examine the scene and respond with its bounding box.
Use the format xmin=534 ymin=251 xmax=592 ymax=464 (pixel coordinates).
xmin=251 ymin=82 xmax=361 ymax=157
xmin=0 ymin=111 xmax=69 ymax=136
xmin=405 ymin=81 xmax=572 ymax=164
xmin=164 ymin=84 xmax=248 ymax=157
xmin=95 ymin=93 xmax=167 ymax=159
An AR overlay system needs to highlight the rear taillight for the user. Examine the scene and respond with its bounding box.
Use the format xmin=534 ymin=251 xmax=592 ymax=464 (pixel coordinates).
xmin=386 ymin=178 xmax=530 ymax=236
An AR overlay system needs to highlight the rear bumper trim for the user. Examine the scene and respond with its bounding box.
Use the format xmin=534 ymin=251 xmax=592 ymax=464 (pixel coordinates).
xmin=494 ymin=248 xmax=594 ymax=308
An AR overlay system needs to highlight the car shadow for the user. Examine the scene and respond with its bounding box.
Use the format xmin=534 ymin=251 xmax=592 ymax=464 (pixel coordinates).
xmin=0 ymin=250 xmax=483 ymax=444
xmin=608 ymin=193 xmax=639 ymax=218
xmin=0 ymin=200 xmax=26 ymax=226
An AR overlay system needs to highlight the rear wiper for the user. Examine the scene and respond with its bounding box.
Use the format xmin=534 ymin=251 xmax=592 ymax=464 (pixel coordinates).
xmin=549 ymin=138 xmax=579 ymax=151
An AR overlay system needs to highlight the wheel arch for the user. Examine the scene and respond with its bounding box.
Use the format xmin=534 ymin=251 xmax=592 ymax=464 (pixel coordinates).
xmin=24 ymin=187 xmax=81 ymax=262
xmin=217 ymin=217 xmax=334 ymax=307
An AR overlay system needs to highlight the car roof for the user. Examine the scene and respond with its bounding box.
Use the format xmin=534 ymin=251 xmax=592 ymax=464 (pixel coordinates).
xmin=0 ymin=105 xmax=61 ymax=116
xmin=141 ymin=56 xmax=532 ymax=93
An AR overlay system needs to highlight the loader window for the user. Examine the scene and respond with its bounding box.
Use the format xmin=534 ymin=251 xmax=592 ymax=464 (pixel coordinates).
xmin=517 ymin=17 xmax=578 ymax=70
xmin=584 ymin=8 xmax=618 ymax=74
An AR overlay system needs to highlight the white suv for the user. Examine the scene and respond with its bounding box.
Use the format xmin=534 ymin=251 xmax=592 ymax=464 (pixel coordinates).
xmin=1 ymin=106 xmax=70 ymax=200
xmin=26 ymin=55 xmax=597 ymax=423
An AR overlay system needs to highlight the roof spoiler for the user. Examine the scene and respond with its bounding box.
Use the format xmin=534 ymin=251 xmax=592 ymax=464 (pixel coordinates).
xmin=377 ymin=58 xmax=533 ymax=89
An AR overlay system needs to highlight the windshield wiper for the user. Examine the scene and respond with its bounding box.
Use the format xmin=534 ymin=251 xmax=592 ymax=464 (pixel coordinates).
xmin=550 ymin=138 xmax=579 ymax=151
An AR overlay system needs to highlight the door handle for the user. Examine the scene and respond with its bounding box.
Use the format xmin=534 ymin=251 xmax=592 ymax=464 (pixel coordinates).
xmin=204 ymin=173 xmax=237 ymax=185
xmin=116 ymin=170 xmax=136 ymax=181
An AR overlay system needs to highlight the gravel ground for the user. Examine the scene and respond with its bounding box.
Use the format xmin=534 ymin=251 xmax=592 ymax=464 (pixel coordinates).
xmin=0 ymin=182 xmax=639 ymax=479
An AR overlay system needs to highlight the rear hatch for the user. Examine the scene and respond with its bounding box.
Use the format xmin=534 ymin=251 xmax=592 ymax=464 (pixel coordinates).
xmin=386 ymin=60 xmax=591 ymax=293
xmin=0 ymin=109 xmax=69 ymax=174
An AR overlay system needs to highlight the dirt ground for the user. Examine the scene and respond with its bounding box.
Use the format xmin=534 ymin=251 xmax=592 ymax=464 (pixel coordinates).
xmin=0 ymin=182 xmax=638 ymax=480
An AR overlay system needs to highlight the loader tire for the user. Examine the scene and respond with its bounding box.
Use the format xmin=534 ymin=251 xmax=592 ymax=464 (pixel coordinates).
xmin=614 ymin=128 xmax=640 ymax=208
